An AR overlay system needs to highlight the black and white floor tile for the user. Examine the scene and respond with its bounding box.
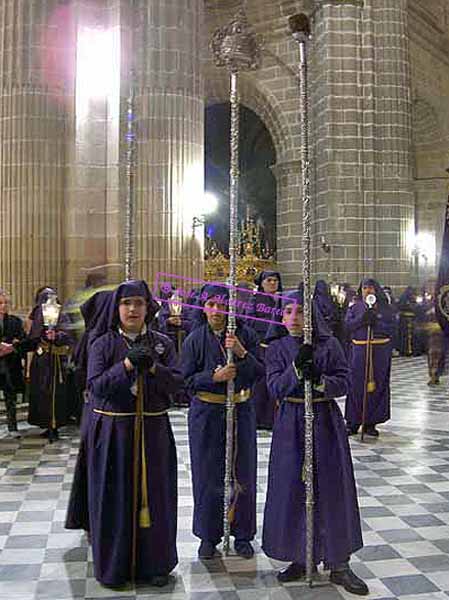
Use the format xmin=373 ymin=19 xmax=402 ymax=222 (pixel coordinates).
xmin=1 ymin=356 xmax=449 ymax=598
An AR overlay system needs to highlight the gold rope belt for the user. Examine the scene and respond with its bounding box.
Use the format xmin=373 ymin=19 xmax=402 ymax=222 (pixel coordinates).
xmin=401 ymin=312 xmax=416 ymax=318
xmin=93 ymin=408 xmax=168 ymax=417
xmin=196 ymin=390 xmax=250 ymax=404
xmin=352 ymin=338 xmax=390 ymax=346
xmin=38 ymin=343 xmax=72 ymax=356
xmin=285 ymin=397 xmax=329 ymax=404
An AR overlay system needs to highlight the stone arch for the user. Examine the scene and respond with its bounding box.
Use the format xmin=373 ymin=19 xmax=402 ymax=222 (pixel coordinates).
xmin=205 ymin=72 xmax=293 ymax=163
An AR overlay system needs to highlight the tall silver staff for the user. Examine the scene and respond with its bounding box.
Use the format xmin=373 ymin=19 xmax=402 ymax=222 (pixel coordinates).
xmin=289 ymin=13 xmax=314 ymax=586
xmin=125 ymin=72 xmax=137 ymax=282
xmin=210 ymin=7 xmax=260 ymax=555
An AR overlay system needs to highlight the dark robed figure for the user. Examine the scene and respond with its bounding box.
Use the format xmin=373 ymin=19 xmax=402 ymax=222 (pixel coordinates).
xmin=0 ymin=290 xmax=26 ymax=436
xmin=397 ymin=286 xmax=425 ymax=356
xmin=181 ymin=284 xmax=264 ymax=560
xmin=27 ymin=287 xmax=74 ymax=442
xmin=245 ymin=271 xmax=282 ymax=430
xmin=86 ymin=280 xmax=182 ymax=587
xmin=262 ymin=290 xmax=368 ymax=596
xmin=65 ymin=290 xmax=113 ymax=533
xmin=345 ymin=278 xmax=395 ymax=437
xmin=313 ymin=280 xmax=338 ymax=335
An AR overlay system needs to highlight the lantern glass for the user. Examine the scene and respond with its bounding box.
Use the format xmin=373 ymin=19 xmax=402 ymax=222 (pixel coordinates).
xmin=42 ymin=296 xmax=61 ymax=329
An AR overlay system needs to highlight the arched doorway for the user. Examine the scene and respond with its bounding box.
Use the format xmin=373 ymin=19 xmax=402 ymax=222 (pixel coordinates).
xmin=205 ymin=102 xmax=277 ymax=255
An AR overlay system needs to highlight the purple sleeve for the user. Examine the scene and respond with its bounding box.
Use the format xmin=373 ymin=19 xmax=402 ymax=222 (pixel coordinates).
xmin=235 ymin=329 xmax=264 ymax=381
xmin=321 ymin=338 xmax=349 ymax=398
xmin=180 ymin=334 xmax=215 ymax=391
xmin=88 ymin=338 xmax=135 ymax=397
xmin=266 ymin=342 xmax=297 ymax=399
xmin=344 ymin=303 xmax=365 ymax=334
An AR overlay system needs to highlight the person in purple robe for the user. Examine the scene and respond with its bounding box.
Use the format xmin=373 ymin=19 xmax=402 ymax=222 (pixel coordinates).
xmin=86 ymin=280 xmax=182 ymax=587
xmin=345 ymin=278 xmax=395 ymax=437
xmin=313 ymin=280 xmax=338 ymax=335
xmin=245 ymin=270 xmax=282 ymax=430
xmin=25 ymin=287 xmax=74 ymax=442
xmin=65 ymin=290 xmax=113 ymax=534
xmin=181 ymin=283 xmax=264 ymax=560
xmin=262 ymin=289 xmax=368 ymax=596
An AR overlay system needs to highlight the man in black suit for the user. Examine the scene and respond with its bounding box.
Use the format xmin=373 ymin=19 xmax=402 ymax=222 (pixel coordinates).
xmin=0 ymin=290 xmax=25 ymax=437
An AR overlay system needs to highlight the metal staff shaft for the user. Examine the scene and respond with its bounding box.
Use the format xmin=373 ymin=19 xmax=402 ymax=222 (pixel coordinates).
xmin=290 ymin=13 xmax=314 ymax=587
xmin=223 ymin=71 xmax=239 ymax=555
xmin=125 ymin=80 xmax=136 ymax=282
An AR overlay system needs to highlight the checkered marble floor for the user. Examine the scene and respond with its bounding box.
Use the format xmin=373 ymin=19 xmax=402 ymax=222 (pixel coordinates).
xmin=1 ymin=356 xmax=449 ymax=599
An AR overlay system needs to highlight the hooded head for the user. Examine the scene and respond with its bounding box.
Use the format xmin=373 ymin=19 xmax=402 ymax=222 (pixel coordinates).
xmin=357 ymin=278 xmax=388 ymax=305
xmin=314 ymin=280 xmax=330 ymax=297
xmin=198 ymin=283 xmax=230 ymax=331
xmin=265 ymin=285 xmax=331 ymax=342
xmin=109 ymin=280 xmax=159 ymax=333
xmin=255 ymin=271 xmax=283 ymax=293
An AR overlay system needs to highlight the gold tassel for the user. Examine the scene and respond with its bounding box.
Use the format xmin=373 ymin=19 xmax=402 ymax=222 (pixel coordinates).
xmin=139 ymin=420 xmax=151 ymax=529
xmin=367 ymin=336 xmax=376 ymax=393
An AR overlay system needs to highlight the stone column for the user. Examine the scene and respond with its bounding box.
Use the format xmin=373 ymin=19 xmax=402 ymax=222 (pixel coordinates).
xmin=125 ymin=0 xmax=204 ymax=286
xmin=64 ymin=0 xmax=123 ymax=294
xmin=0 ymin=1 xmax=73 ymax=311
xmin=311 ymin=0 xmax=414 ymax=287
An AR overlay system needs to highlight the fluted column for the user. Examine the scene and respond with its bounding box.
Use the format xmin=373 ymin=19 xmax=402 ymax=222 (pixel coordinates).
xmin=0 ymin=1 xmax=73 ymax=311
xmin=129 ymin=0 xmax=205 ymax=283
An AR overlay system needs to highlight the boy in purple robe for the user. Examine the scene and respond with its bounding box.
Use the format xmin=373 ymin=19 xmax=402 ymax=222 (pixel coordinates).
xmin=181 ymin=283 xmax=264 ymax=560
xmin=245 ymin=270 xmax=283 ymax=430
xmin=345 ymin=278 xmax=395 ymax=437
xmin=86 ymin=280 xmax=182 ymax=587
xmin=262 ymin=289 xmax=368 ymax=596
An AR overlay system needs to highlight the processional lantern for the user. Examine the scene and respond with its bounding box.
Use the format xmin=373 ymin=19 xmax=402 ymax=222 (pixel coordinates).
xmin=42 ymin=295 xmax=61 ymax=330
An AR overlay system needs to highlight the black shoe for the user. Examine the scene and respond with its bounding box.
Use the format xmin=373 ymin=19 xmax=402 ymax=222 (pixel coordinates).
xmin=347 ymin=424 xmax=359 ymax=436
xmin=330 ymin=568 xmax=369 ymax=596
xmin=277 ymin=562 xmax=306 ymax=583
xmin=48 ymin=429 xmax=59 ymax=443
xmin=150 ymin=575 xmax=169 ymax=587
xmin=363 ymin=425 xmax=379 ymax=438
xmin=234 ymin=540 xmax=254 ymax=559
xmin=198 ymin=540 xmax=217 ymax=560
xmin=40 ymin=429 xmax=50 ymax=438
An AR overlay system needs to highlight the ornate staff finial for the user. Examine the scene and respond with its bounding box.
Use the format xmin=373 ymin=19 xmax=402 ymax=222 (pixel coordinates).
xmin=288 ymin=13 xmax=311 ymax=43
xmin=210 ymin=7 xmax=261 ymax=72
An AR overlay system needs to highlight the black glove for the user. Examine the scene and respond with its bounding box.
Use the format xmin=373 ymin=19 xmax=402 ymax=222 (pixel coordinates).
xmin=126 ymin=344 xmax=154 ymax=372
xmin=302 ymin=361 xmax=321 ymax=384
xmin=294 ymin=343 xmax=313 ymax=372
xmin=362 ymin=309 xmax=377 ymax=326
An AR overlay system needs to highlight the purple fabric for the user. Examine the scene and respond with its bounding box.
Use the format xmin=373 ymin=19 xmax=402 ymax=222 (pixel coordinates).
xmin=313 ymin=280 xmax=337 ymax=332
xmin=85 ymin=329 xmax=182 ymax=585
xmin=255 ymin=270 xmax=283 ymax=292
xmin=181 ymin=322 xmax=263 ymax=542
xmin=27 ymin=313 xmax=74 ymax=429
xmin=344 ymin=299 xmax=395 ymax=426
xmin=109 ymin=280 xmax=160 ymax=330
xmin=262 ymin=334 xmax=363 ymax=565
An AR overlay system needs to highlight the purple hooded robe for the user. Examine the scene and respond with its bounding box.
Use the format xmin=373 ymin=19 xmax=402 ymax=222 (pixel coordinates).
xmin=344 ymin=279 xmax=395 ymax=428
xmin=181 ymin=284 xmax=264 ymax=544
xmin=85 ymin=280 xmax=182 ymax=585
xmin=262 ymin=291 xmax=363 ymax=567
